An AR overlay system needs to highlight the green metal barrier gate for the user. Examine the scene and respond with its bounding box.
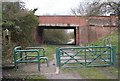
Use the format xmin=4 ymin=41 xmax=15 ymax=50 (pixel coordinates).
xmin=56 ymin=46 xmax=116 ymax=68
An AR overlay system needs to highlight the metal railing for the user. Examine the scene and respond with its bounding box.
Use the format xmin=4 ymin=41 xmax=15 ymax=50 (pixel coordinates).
xmin=14 ymin=46 xmax=49 ymax=71
xmin=56 ymin=46 xmax=116 ymax=68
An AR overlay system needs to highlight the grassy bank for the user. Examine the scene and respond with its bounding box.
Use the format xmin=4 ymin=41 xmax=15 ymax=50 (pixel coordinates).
xmin=43 ymin=45 xmax=57 ymax=61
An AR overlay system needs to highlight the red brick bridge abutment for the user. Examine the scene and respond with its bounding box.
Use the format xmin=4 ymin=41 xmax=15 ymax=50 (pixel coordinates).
xmin=34 ymin=15 xmax=118 ymax=45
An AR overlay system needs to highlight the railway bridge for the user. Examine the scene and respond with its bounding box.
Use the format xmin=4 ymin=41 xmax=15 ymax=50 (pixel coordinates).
xmin=34 ymin=15 xmax=118 ymax=45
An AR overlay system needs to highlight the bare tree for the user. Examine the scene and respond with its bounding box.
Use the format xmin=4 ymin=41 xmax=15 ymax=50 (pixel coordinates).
xmin=71 ymin=0 xmax=101 ymax=16
xmin=71 ymin=0 xmax=120 ymax=16
xmin=71 ymin=1 xmax=90 ymax=16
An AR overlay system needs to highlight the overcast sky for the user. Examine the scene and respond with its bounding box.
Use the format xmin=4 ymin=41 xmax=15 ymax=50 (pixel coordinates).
xmin=2 ymin=0 xmax=117 ymax=15
xmin=23 ymin=0 xmax=89 ymax=15
xmin=22 ymin=0 xmax=118 ymax=15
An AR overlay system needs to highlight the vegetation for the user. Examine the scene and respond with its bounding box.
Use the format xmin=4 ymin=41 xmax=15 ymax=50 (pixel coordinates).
xmin=91 ymin=31 xmax=118 ymax=53
xmin=71 ymin=0 xmax=120 ymax=16
xmin=44 ymin=45 xmax=57 ymax=61
xmin=63 ymin=67 xmax=118 ymax=79
xmin=26 ymin=75 xmax=46 ymax=80
xmin=2 ymin=2 xmax=39 ymax=46
xmin=44 ymin=29 xmax=70 ymax=44
xmin=2 ymin=2 xmax=38 ymax=64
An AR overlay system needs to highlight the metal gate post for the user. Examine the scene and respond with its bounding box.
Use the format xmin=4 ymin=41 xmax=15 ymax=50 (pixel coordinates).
xmin=37 ymin=51 xmax=40 ymax=71
xmin=20 ymin=51 xmax=22 ymax=61
xmin=13 ymin=48 xmax=17 ymax=71
xmin=110 ymin=46 xmax=112 ymax=66
xmin=56 ymin=48 xmax=61 ymax=67
xmin=112 ymin=46 xmax=116 ymax=66
xmin=56 ymin=48 xmax=60 ymax=74
xmin=85 ymin=48 xmax=87 ymax=67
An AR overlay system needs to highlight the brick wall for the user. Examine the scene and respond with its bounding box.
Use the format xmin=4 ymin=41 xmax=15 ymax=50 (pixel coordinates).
xmin=38 ymin=15 xmax=118 ymax=45
xmin=39 ymin=16 xmax=80 ymax=25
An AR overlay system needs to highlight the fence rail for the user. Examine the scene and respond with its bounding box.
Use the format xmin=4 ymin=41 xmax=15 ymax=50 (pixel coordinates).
xmin=56 ymin=46 xmax=116 ymax=68
xmin=14 ymin=46 xmax=49 ymax=71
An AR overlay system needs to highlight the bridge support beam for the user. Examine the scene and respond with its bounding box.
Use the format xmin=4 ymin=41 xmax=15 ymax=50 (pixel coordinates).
xmin=76 ymin=26 xmax=79 ymax=45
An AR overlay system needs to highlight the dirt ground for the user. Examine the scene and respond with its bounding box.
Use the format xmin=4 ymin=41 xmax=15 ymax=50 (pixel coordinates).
xmin=2 ymin=54 xmax=82 ymax=79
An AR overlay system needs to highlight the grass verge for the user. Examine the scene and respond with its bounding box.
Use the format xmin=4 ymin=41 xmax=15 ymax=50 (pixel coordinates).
xmin=25 ymin=75 xmax=46 ymax=80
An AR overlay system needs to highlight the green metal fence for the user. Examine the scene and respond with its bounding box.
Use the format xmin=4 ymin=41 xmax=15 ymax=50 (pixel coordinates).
xmin=14 ymin=46 xmax=49 ymax=71
xmin=56 ymin=46 xmax=116 ymax=68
